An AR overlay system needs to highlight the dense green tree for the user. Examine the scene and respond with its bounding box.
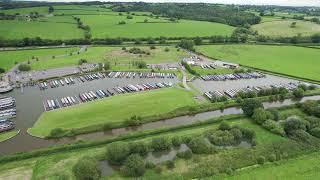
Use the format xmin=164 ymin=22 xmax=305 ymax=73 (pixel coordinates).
xmin=252 ymin=108 xmax=268 ymax=124
xmin=241 ymin=99 xmax=263 ymax=117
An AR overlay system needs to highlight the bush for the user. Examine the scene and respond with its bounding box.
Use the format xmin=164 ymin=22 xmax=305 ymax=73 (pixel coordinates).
xmin=284 ymin=116 xmax=308 ymax=135
xmin=121 ymin=154 xmax=145 ymax=177
xmin=268 ymin=154 xmax=277 ymax=162
xmin=257 ymin=156 xmax=265 ymax=165
xmin=128 ymin=141 xmax=149 ymax=156
xmin=293 ymin=88 xmax=304 ymax=98
xmin=78 ymin=59 xmax=87 ymax=65
xmin=171 ymin=136 xmax=182 ymax=147
xmin=151 ymin=137 xmax=171 ymax=151
xmin=252 ymin=108 xmax=268 ymax=124
xmin=118 ymin=21 xmax=126 ymax=25
xmin=188 ymin=137 xmax=214 ymax=154
xmin=49 ymin=128 xmax=66 ymax=138
xmin=18 ymin=64 xmax=31 ymax=71
xmin=267 ymin=109 xmax=279 ymax=121
xmin=166 ymin=160 xmax=175 ymax=169
xmin=0 ymin=67 xmax=5 ymax=73
xmin=218 ymin=121 xmax=231 ymax=131
xmin=262 ymin=120 xmax=285 ymax=136
xmin=176 ymin=149 xmax=193 ymax=159
xmin=135 ymin=61 xmax=147 ymax=69
xmin=309 ymin=127 xmax=320 ymax=138
xmin=241 ymin=99 xmax=263 ymax=117
xmin=150 ymin=46 xmax=156 ymax=50
xmin=145 ymin=161 xmax=156 ymax=169
xmin=72 ymin=156 xmax=101 ymax=180
xmin=164 ymin=47 xmax=170 ymax=52
xmin=106 ymin=142 xmax=130 ymax=165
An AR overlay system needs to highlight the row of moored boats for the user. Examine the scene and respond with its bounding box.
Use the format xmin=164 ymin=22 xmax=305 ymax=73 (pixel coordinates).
xmin=0 ymin=97 xmax=16 ymax=133
xmin=44 ymin=82 xmax=173 ymax=111
xmin=201 ymin=72 xmax=265 ymax=81
xmin=204 ymin=82 xmax=300 ymax=99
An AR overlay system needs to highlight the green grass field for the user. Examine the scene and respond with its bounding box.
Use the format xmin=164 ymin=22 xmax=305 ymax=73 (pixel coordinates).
xmin=30 ymin=46 xmax=187 ymax=70
xmin=0 ymin=46 xmax=186 ymax=71
xmin=191 ymin=66 xmax=235 ymax=75
xmin=0 ymin=130 xmax=19 ymax=143
xmin=0 ymin=47 xmax=79 ymax=71
xmin=77 ymin=14 xmax=234 ymax=38
xmin=29 ymin=88 xmax=197 ymax=137
xmin=0 ymin=19 xmax=84 ymax=40
xmin=252 ymin=20 xmax=320 ymax=37
xmin=196 ymin=44 xmax=320 ymax=81
xmin=221 ymin=151 xmax=320 ymax=180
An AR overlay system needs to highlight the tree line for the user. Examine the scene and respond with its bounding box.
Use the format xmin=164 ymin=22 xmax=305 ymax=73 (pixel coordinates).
xmin=112 ymin=3 xmax=261 ymax=26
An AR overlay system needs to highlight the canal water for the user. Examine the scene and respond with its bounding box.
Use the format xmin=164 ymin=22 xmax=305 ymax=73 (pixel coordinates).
xmin=0 ymin=75 xmax=319 ymax=155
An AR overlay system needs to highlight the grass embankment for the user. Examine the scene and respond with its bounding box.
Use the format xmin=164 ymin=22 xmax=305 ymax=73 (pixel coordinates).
xmin=0 ymin=130 xmax=19 ymax=143
xmin=252 ymin=20 xmax=320 ymax=37
xmin=196 ymin=44 xmax=320 ymax=82
xmin=77 ymin=13 xmax=234 ymax=39
xmin=220 ymin=151 xmax=320 ymax=180
xmin=29 ymin=88 xmax=197 ymax=138
xmin=0 ymin=46 xmax=186 ymax=71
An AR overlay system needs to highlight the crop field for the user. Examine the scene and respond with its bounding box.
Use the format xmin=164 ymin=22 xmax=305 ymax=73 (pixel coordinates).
xmin=0 ymin=47 xmax=79 ymax=71
xmin=77 ymin=14 xmax=235 ymax=38
xmin=221 ymin=151 xmax=320 ymax=180
xmin=196 ymin=44 xmax=320 ymax=81
xmin=29 ymin=88 xmax=197 ymax=137
xmin=0 ymin=6 xmax=50 ymax=15
xmin=252 ymin=20 xmax=320 ymax=37
xmin=0 ymin=19 xmax=84 ymax=40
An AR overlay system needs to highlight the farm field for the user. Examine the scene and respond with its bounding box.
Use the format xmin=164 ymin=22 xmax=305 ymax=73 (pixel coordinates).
xmin=29 ymin=88 xmax=197 ymax=137
xmin=77 ymin=14 xmax=235 ymax=38
xmin=196 ymin=44 xmax=320 ymax=81
xmin=0 ymin=47 xmax=79 ymax=71
xmin=252 ymin=20 xmax=320 ymax=37
xmin=0 ymin=19 xmax=84 ymax=40
xmin=220 ymin=151 xmax=320 ymax=180
xmin=0 ymin=130 xmax=19 ymax=143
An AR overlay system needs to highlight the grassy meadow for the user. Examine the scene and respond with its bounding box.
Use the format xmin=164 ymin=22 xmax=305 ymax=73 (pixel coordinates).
xmin=221 ymin=151 xmax=320 ymax=180
xmin=0 ymin=46 xmax=186 ymax=71
xmin=252 ymin=20 xmax=320 ymax=37
xmin=78 ymin=14 xmax=234 ymax=39
xmin=0 ymin=47 xmax=79 ymax=71
xmin=0 ymin=19 xmax=84 ymax=40
xmin=29 ymin=88 xmax=197 ymax=137
xmin=196 ymin=44 xmax=320 ymax=81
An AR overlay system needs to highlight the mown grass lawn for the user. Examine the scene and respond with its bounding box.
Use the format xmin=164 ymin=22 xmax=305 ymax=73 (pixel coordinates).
xmin=29 ymin=88 xmax=197 ymax=137
xmin=220 ymin=151 xmax=320 ymax=180
xmin=191 ymin=66 xmax=235 ymax=75
xmin=0 ymin=130 xmax=19 ymax=143
xmin=0 ymin=19 xmax=84 ymax=40
xmin=252 ymin=20 xmax=320 ymax=37
xmin=196 ymin=44 xmax=320 ymax=81
xmin=78 ymin=14 xmax=234 ymax=39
